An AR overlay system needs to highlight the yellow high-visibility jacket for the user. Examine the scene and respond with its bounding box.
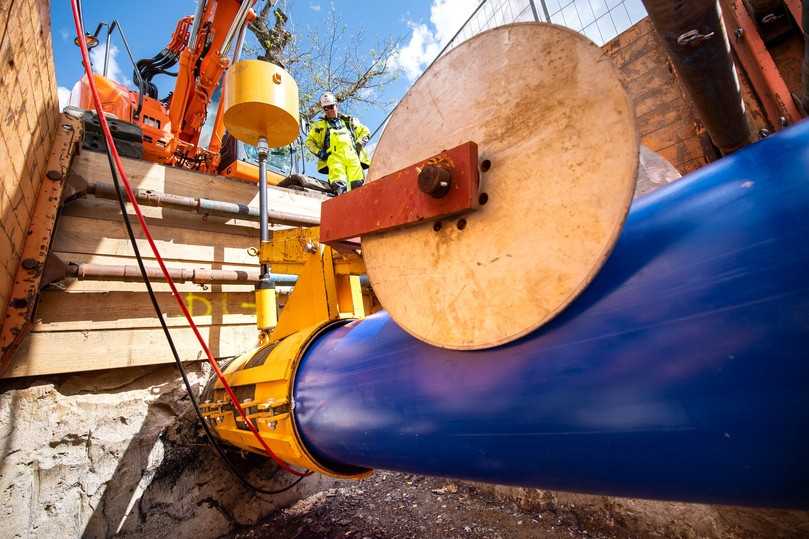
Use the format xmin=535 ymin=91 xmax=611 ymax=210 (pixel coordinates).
xmin=305 ymin=115 xmax=371 ymax=181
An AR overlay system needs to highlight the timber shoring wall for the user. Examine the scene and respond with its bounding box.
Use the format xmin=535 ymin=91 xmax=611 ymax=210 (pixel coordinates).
xmin=5 ymin=150 xmax=324 ymax=378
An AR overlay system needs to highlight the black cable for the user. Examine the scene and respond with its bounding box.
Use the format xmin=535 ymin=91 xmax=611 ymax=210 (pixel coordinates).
xmin=110 ymin=20 xmax=146 ymax=118
xmin=100 ymin=115 xmax=305 ymax=498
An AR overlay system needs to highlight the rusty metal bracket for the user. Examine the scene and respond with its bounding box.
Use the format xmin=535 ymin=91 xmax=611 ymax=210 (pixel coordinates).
xmin=1 ymin=115 xmax=83 ymax=373
xmin=319 ymin=142 xmax=481 ymax=244
xmin=720 ymin=0 xmax=803 ymax=129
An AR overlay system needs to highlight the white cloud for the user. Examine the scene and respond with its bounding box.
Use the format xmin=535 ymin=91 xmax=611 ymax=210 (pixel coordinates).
xmin=392 ymin=22 xmax=440 ymax=81
xmin=357 ymin=86 xmax=376 ymax=100
xmin=392 ymin=0 xmax=480 ymax=81
xmin=90 ymin=42 xmax=132 ymax=87
xmin=57 ymin=86 xmax=71 ymax=111
xmin=309 ymin=3 xmax=321 ymax=11
xmin=428 ymin=0 xmax=480 ymax=45
xmin=60 ymin=28 xmax=71 ymax=42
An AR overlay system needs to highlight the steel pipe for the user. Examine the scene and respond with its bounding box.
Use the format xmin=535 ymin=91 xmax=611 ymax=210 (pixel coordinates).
xmin=63 ymin=261 xmax=370 ymax=288
xmin=293 ymin=122 xmax=809 ymax=509
xmin=87 ymin=182 xmax=320 ymax=227
xmin=65 ymin=262 xmax=296 ymax=286
xmin=642 ymin=0 xmax=753 ymax=153
xmin=219 ymin=0 xmax=252 ymax=57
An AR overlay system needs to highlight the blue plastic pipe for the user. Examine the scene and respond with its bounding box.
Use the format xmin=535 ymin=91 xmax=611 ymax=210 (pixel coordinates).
xmin=294 ymin=122 xmax=809 ymax=509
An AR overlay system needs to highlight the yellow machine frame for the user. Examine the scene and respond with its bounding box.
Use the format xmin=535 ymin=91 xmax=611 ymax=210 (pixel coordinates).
xmin=202 ymin=58 xmax=372 ymax=478
xmin=200 ymin=226 xmax=372 ymax=478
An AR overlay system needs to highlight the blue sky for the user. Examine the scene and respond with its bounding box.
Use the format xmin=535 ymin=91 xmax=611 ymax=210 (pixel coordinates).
xmin=50 ymin=0 xmax=442 ymax=143
xmin=50 ymin=0 xmax=647 ymax=153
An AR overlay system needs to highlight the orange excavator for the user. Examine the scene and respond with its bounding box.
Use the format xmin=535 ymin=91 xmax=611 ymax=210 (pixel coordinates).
xmin=69 ymin=0 xmax=313 ymax=186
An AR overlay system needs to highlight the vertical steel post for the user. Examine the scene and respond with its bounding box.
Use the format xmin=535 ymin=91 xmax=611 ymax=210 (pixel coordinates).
xmin=532 ymin=0 xmax=551 ymax=22
xmin=232 ymin=19 xmax=248 ymax=64
xmin=255 ymin=136 xmax=277 ymax=333
xmin=188 ymin=0 xmax=206 ymax=52
xmin=257 ymin=137 xmax=270 ymax=276
xmin=103 ymin=23 xmax=112 ymax=76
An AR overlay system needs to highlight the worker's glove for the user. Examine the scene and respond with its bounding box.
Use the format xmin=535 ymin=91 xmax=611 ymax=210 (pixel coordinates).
xmin=317 ymin=148 xmax=329 ymax=161
xmin=354 ymin=142 xmax=364 ymax=154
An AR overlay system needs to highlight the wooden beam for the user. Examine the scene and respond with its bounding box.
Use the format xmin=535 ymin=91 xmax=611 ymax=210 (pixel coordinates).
xmin=4 ymin=324 xmax=260 ymax=379
xmin=69 ymin=151 xmax=324 ymax=222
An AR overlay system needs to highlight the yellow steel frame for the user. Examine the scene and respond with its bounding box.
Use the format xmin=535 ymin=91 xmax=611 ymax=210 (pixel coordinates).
xmin=257 ymin=227 xmax=365 ymax=277
xmin=200 ymin=320 xmax=371 ymax=479
xmin=201 ymin=225 xmax=371 ymax=479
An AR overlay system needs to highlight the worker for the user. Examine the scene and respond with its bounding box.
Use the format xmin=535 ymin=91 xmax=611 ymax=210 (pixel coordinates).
xmin=305 ymin=92 xmax=370 ymax=195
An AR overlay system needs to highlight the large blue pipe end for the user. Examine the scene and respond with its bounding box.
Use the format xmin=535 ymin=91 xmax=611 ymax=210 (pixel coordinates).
xmin=294 ymin=122 xmax=809 ymax=508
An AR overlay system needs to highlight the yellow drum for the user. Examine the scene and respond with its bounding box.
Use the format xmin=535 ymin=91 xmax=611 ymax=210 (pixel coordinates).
xmin=223 ymin=60 xmax=300 ymax=147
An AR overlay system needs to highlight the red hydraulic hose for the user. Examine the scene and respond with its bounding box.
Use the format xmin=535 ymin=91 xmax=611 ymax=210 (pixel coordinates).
xmin=69 ymin=0 xmax=310 ymax=477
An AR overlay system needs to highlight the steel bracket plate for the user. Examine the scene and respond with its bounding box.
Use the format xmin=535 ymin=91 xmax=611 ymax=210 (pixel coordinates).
xmin=1 ymin=115 xmax=83 ymax=373
xmin=319 ymin=141 xmax=480 ymax=244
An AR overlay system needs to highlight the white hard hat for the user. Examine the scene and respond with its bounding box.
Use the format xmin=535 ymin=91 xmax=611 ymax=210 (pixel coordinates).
xmin=319 ymin=92 xmax=337 ymax=108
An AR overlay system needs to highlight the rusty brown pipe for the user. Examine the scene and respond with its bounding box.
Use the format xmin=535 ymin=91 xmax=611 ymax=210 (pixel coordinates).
xmin=642 ymin=0 xmax=754 ymax=153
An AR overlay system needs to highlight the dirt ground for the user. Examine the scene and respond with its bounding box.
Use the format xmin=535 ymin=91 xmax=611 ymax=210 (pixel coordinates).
xmin=228 ymin=470 xmax=809 ymax=539
xmin=230 ymin=472 xmax=622 ymax=539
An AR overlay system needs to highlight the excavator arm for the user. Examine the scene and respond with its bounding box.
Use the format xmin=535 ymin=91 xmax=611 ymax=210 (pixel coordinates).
xmin=168 ymin=0 xmax=256 ymax=151
xmin=74 ymin=0 xmax=305 ymax=186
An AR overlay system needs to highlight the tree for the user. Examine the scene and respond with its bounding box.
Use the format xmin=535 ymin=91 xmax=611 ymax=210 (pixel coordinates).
xmin=247 ymin=1 xmax=398 ymax=123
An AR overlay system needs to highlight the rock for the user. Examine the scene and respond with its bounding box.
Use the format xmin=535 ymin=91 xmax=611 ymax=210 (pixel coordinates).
xmin=0 ymin=364 xmax=340 ymax=538
xmin=431 ymin=483 xmax=458 ymax=495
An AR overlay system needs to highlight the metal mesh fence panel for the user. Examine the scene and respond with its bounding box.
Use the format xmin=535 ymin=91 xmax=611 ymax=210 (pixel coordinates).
xmin=444 ymin=0 xmax=648 ymax=52
xmin=369 ymin=0 xmax=648 ymax=140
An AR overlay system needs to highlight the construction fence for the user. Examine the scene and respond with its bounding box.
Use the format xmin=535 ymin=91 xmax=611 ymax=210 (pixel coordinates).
xmin=444 ymin=0 xmax=648 ymax=51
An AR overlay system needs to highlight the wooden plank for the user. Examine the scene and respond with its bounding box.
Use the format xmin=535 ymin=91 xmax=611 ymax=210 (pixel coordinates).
xmin=4 ymin=324 xmax=260 ymax=378
xmin=70 ymin=150 xmax=324 ymax=218
xmin=30 ymin=289 xmax=294 ymax=331
xmin=52 ymin=214 xmax=259 ymax=265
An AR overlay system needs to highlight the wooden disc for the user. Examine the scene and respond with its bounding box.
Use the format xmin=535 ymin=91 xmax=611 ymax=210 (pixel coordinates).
xmin=363 ymin=23 xmax=638 ymax=350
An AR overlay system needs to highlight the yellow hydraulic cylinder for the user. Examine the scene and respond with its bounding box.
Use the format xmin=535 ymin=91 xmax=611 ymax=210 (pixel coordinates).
xmin=223 ymin=60 xmax=300 ymax=147
xmin=255 ymin=283 xmax=278 ymax=331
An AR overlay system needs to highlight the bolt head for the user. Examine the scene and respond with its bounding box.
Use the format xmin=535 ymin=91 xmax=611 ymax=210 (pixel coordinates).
xmin=418 ymin=165 xmax=452 ymax=198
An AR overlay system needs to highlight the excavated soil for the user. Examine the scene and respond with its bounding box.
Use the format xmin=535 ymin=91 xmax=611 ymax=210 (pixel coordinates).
xmin=232 ymin=472 xmax=601 ymax=539
xmin=229 ymin=471 xmax=809 ymax=539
